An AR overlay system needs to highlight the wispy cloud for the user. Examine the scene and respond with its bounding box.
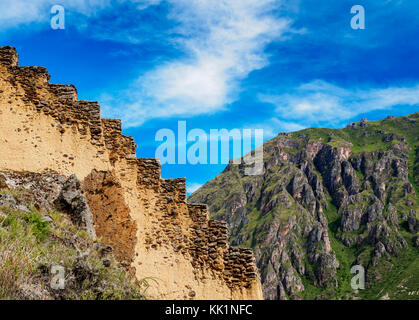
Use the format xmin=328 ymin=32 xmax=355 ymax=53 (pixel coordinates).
xmin=0 ymin=0 xmax=112 ymax=29
xmin=259 ymin=80 xmax=419 ymax=127
xmin=268 ymin=118 xmax=306 ymax=134
xmin=0 ymin=0 xmax=164 ymax=40
xmin=187 ymin=182 xmax=202 ymax=195
xmin=1 ymin=0 xmax=294 ymax=127
xmin=102 ymin=0 xmax=293 ymax=127
xmin=239 ymin=118 xmax=306 ymax=141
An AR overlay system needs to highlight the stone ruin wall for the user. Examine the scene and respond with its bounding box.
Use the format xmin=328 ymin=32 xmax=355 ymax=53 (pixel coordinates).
xmin=0 ymin=46 xmax=263 ymax=300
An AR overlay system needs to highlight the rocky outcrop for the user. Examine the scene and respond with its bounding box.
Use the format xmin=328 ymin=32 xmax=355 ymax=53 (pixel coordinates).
xmin=0 ymin=46 xmax=263 ymax=300
xmin=0 ymin=171 xmax=96 ymax=239
xmin=0 ymin=173 xmax=143 ymax=300
xmin=57 ymin=174 xmax=96 ymax=239
xmin=190 ymin=113 xmax=419 ymax=300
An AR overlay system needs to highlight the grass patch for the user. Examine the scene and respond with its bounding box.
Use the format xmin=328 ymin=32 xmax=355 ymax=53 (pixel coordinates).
xmin=0 ymin=200 xmax=147 ymax=300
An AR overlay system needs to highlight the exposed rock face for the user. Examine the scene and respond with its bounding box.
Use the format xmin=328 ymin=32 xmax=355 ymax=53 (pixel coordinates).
xmin=190 ymin=115 xmax=419 ymax=300
xmin=0 ymin=171 xmax=67 ymax=211
xmin=0 ymin=173 xmax=144 ymax=300
xmin=0 ymin=46 xmax=263 ymax=300
xmin=57 ymin=174 xmax=96 ymax=239
xmin=0 ymin=171 xmax=94 ymax=238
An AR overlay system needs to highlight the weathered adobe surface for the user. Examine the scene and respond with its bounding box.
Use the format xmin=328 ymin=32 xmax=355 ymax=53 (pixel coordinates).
xmin=0 ymin=46 xmax=263 ymax=300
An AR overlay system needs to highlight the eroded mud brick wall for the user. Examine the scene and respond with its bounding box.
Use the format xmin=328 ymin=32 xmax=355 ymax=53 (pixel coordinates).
xmin=0 ymin=46 xmax=263 ymax=300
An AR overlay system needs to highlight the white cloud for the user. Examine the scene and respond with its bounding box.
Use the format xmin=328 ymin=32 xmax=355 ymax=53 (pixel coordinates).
xmin=260 ymin=80 xmax=419 ymax=127
xmin=132 ymin=0 xmax=162 ymax=10
xmin=0 ymin=0 xmax=47 ymax=27
xmin=0 ymin=0 xmax=166 ymax=34
xmin=1 ymin=0 xmax=293 ymax=127
xmin=0 ymin=0 xmax=111 ymax=28
xmin=187 ymin=182 xmax=202 ymax=195
xmin=102 ymin=0 xmax=292 ymax=126
xmin=269 ymin=118 xmax=306 ymax=133
xmin=241 ymin=117 xmax=306 ymax=141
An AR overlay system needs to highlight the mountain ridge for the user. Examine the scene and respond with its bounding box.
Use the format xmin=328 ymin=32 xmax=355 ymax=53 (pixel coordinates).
xmin=189 ymin=113 xmax=419 ymax=300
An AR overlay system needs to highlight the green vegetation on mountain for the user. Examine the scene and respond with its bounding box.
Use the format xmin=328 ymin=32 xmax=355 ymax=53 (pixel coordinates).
xmin=189 ymin=113 xmax=419 ymax=300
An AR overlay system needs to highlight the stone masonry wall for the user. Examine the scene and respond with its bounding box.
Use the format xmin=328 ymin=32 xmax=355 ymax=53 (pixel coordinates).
xmin=0 ymin=46 xmax=263 ymax=300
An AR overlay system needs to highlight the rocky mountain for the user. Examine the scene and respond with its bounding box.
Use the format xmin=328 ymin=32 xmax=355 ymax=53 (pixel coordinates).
xmin=189 ymin=114 xmax=419 ymax=300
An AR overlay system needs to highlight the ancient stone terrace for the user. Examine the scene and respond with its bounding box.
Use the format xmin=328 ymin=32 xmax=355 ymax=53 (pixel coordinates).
xmin=0 ymin=46 xmax=262 ymax=299
xmin=0 ymin=46 xmax=134 ymax=159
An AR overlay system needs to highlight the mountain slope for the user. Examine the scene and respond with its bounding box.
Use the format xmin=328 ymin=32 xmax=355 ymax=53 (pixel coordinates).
xmin=189 ymin=113 xmax=419 ymax=300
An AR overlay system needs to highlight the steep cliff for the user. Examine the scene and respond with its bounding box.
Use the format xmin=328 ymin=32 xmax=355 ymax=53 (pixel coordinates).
xmin=0 ymin=46 xmax=263 ymax=300
xmin=189 ymin=114 xmax=419 ymax=300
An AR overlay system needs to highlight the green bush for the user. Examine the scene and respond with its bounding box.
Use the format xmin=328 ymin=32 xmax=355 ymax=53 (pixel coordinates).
xmin=0 ymin=198 xmax=147 ymax=300
xmin=23 ymin=212 xmax=50 ymax=242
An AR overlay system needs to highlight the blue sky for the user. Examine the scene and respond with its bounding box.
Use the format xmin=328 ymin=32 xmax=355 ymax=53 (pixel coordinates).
xmin=1 ymin=0 xmax=418 ymax=194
